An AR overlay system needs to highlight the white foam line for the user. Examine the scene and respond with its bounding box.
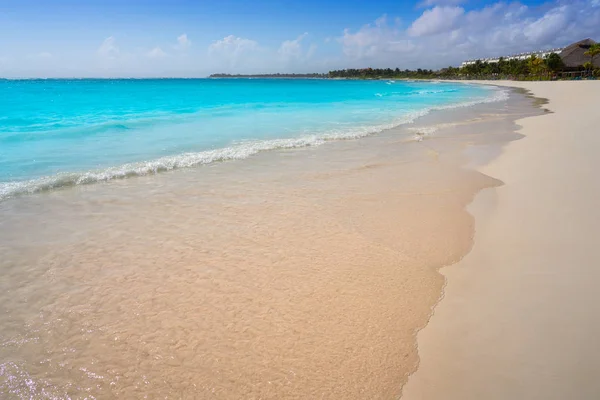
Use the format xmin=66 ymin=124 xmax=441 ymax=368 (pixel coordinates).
xmin=0 ymin=88 xmax=510 ymax=201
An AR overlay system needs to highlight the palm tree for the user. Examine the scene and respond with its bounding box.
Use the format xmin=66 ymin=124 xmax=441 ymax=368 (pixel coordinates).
xmin=584 ymin=43 xmax=600 ymax=71
xmin=527 ymin=55 xmax=546 ymax=78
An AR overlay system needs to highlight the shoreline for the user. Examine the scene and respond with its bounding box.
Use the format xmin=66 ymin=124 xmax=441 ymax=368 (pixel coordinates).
xmin=402 ymin=80 xmax=600 ymax=399
xmin=0 ymin=82 xmax=506 ymax=202
xmin=0 ymin=87 xmax=540 ymax=398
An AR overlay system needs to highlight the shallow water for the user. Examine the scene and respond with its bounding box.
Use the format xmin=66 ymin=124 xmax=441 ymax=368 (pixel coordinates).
xmin=0 ymin=88 xmax=541 ymax=399
xmin=0 ymin=79 xmax=504 ymax=200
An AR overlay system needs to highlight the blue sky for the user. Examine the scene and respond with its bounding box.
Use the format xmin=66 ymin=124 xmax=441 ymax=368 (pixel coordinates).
xmin=0 ymin=0 xmax=598 ymax=77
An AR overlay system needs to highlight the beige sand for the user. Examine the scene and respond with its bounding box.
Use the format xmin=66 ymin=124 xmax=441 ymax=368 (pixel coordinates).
xmin=402 ymin=81 xmax=600 ymax=400
xmin=2 ymin=96 xmax=533 ymax=399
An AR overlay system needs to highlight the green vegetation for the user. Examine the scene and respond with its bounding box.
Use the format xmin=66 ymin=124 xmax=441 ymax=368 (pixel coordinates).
xmin=545 ymin=53 xmax=565 ymax=73
xmin=327 ymin=53 xmax=596 ymax=80
xmin=584 ymin=44 xmax=600 ymax=70
xmin=210 ymin=50 xmax=599 ymax=81
xmin=328 ymin=68 xmax=435 ymax=79
xmin=527 ymin=55 xmax=547 ymax=76
xmin=209 ymin=73 xmax=326 ymax=78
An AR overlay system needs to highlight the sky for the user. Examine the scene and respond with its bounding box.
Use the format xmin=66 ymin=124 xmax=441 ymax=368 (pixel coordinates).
xmin=0 ymin=0 xmax=599 ymax=77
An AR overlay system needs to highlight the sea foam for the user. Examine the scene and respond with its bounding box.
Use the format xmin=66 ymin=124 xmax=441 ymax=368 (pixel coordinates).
xmin=0 ymin=81 xmax=509 ymax=201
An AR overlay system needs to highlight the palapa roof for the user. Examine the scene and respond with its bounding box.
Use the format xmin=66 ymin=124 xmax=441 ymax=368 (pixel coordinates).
xmin=560 ymin=38 xmax=600 ymax=68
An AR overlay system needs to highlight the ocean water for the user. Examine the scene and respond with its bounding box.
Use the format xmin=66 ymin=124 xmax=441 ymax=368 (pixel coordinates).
xmin=0 ymin=78 xmax=505 ymax=200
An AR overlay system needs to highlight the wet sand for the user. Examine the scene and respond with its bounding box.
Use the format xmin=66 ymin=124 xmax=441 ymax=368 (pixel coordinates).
xmin=402 ymin=81 xmax=600 ymax=399
xmin=0 ymin=90 xmax=540 ymax=399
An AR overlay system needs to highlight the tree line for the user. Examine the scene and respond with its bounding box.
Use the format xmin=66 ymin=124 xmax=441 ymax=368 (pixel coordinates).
xmin=209 ymin=73 xmax=327 ymax=78
xmin=209 ymin=44 xmax=600 ymax=81
xmin=328 ymin=45 xmax=600 ymax=80
xmin=328 ymin=68 xmax=436 ymax=79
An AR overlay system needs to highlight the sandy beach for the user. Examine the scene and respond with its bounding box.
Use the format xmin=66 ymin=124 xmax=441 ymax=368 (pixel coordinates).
xmin=0 ymin=86 xmax=539 ymax=399
xmin=402 ymin=81 xmax=600 ymax=399
xmin=2 ymin=0 xmax=599 ymax=397
xmin=4 ymin=80 xmax=597 ymax=399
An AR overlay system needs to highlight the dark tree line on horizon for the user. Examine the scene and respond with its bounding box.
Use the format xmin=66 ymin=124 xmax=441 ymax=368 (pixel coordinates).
xmin=328 ymin=68 xmax=435 ymax=79
xmin=209 ymin=73 xmax=327 ymax=78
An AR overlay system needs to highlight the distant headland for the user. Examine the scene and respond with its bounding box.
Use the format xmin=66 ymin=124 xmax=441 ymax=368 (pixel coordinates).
xmin=209 ymin=73 xmax=326 ymax=78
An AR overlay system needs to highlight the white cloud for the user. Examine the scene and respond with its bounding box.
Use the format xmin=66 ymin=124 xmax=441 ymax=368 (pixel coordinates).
xmin=97 ymin=36 xmax=119 ymax=59
xmin=338 ymin=15 xmax=410 ymax=59
xmin=388 ymin=40 xmax=417 ymax=52
xmin=3 ymin=0 xmax=600 ymax=77
xmin=458 ymin=1 xmax=599 ymax=55
xmin=208 ymin=35 xmax=260 ymax=69
xmin=147 ymin=47 xmax=167 ymax=58
xmin=209 ymin=35 xmax=258 ymax=56
xmin=339 ymin=15 xmax=414 ymax=61
xmin=205 ymin=33 xmax=321 ymax=73
xmin=176 ymin=34 xmax=191 ymax=50
xmin=408 ymin=6 xmax=465 ymax=37
xmin=278 ymin=32 xmax=308 ymax=60
xmin=334 ymin=0 xmax=600 ymax=70
xmin=523 ymin=6 xmax=571 ymax=44
xmin=503 ymin=4 xmax=528 ymax=20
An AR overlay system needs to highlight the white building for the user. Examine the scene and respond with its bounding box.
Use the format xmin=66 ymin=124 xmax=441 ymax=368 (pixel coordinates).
xmin=461 ymin=48 xmax=564 ymax=67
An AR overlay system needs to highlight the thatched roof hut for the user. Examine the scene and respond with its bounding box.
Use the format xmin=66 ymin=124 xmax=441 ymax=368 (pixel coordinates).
xmin=560 ymin=39 xmax=599 ymax=68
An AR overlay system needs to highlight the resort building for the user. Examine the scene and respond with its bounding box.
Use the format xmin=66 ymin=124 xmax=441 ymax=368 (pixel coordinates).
xmin=559 ymin=39 xmax=600 ymax=68
xmin=460 ymin=38 xmax=598 ymax=68
xmin=461 ymin=48 xmax=564 ymax=67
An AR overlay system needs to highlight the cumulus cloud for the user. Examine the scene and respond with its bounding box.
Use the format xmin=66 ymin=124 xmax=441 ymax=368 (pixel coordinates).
xmin=147 ymin=47 xmax=167 ymax=58
xmin=205 ymin=33 xmax=322 ymax=73
xmin=339 ymin=15 xmax=415 ymax=61
xmin=4 ymin=0 xmax=600 ymax=77
xmin=176 ymin=34 xmax=191 ymax=50
xmin=278 ymin=32 xmax=308 ymax=60
xmin=523 ymin=5 xmax=572 ymax=44
xmin=145 ymin=35 xmax=190 ymax=59
xmin=408 ymin=6 xmax=464 ymax=37
xmin=335 ymin=0 xmax=600 ymax=69
xmin=97 ymin=36 xmax=119 ymax=59
xmin=209 ymin=35 xmax=258 ymax=54
xmin=208 ymin=35 xmax=259 ymax=68
xmin=459 ymin=1 xmax=600 ymax=54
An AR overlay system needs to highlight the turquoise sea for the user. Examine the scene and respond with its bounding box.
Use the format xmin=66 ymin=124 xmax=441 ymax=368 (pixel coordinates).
xmin=0 ymin=79 xmax=506 ymax=200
